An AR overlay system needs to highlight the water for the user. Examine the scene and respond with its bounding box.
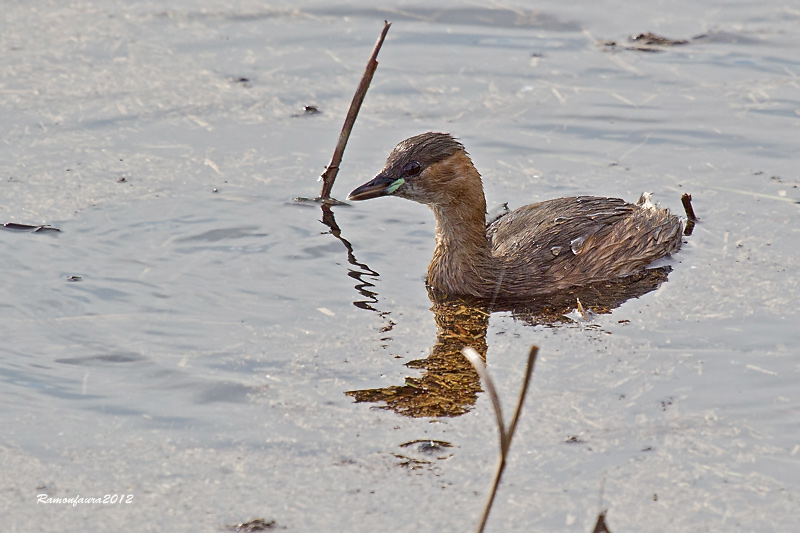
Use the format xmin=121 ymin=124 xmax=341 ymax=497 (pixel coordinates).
xmin=2 ymin=1 xmax=799 ymax=531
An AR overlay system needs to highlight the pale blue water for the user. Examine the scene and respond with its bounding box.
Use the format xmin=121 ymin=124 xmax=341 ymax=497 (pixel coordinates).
xmin=2 ymin=1 xmax=798 ymax=531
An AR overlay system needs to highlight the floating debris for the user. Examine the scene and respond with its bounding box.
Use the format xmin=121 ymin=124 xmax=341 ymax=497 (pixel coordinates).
xmin=630 ymin=32 xmax=688 ymax=46
xmin=292 ymin=105 xmax=321 ymax=117
xmin=2 ymin=222 xmax=61 ymax=233
xmin=226 ymin=518 xmax=279 ymax=532
xmin=571 ymin=297 xmax=600 ymax=323
xmin=293 ymin=196 xmax=348 ymax=206
xmin=601 ymin=32 xmax=689 ymax=53
xmin=231 ymin=76 xmax=251 ymax=87
xmin=399 ymin=439 xmax=453 ymax=453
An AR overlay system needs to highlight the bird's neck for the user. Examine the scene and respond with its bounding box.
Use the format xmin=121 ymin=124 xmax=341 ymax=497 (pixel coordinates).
xmin=431 ymin=202 xmax=489 ymax=261
xmin=425 ymin=154 xmax=496 ymax=297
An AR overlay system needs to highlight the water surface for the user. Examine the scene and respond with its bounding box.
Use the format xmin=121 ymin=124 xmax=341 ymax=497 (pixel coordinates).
xmin=1 ymin=1 xmax=798 ymax=531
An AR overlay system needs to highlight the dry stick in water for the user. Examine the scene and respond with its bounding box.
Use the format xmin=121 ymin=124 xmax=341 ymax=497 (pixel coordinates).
xmin=680 ymin=192 xmax=697 ymax=236
xmin=318 ymin=21 xmax=392 ymax=202
xmin=681 ymin=193 xmax=697 ymax=221
xmin=462 ymin=345 xmax=539 ymax=533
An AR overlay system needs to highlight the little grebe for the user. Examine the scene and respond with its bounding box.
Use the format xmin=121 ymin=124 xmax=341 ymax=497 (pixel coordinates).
xmin=348 ymin=132 xmax=683 ymax=300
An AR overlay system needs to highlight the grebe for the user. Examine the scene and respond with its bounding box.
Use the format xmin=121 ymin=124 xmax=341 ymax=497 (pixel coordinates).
xmin=348 ymin=132 xmax=683 ymax=300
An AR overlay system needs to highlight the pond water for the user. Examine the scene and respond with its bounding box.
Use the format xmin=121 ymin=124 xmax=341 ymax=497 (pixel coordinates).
xmin=2 ymin=1 xmax=798 ymax=531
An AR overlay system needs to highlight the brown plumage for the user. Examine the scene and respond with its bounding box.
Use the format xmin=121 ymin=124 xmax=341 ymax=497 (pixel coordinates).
xmin=348 ymin=132 xmax=683 ymax=300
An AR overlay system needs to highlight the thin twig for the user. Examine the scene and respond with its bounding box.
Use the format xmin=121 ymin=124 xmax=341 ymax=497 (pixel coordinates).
xmin=680 ymin=193 xmax=696 ymax=236
xmin=462 ymin=345 xmax=539 ymax=533
xmin=680 ymin=193 xmax=696 ymax=221
xmin=481 ymin=455 xmax=506 ymax=533
xmin=462 ymin=348 xmax=507 ymax=451
xmin=504 ymin=346 xmax=538 ymax=454
xmin=318 ymin=21 xmax=391 ymax=201
xmin=592 ymin=511 xmax=612 ymax=533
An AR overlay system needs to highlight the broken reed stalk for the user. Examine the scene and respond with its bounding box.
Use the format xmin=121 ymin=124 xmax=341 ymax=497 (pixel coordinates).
xmin=680 ymin=193 xmax=696 ymax=221
xmin=680 ymin=193 xmax=696 ymax=236
xmin=318 ymin=21 xmax=392 ymax=202
xmin=462 ymin=345 xmax=539 ymax=533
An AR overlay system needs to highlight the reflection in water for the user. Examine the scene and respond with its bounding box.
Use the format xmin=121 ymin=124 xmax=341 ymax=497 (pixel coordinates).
xmin=348 ymin=300 xmax=489 ymax=417
xmin=490 ymin=266 xmax=673 ymax=325
xmin=322 ymin=204 xmax=674 ymax=418
xmin=346 ymin=270 xmax=673 ymax=418
xmin=319 ymin=206 xmax=393 ymax=331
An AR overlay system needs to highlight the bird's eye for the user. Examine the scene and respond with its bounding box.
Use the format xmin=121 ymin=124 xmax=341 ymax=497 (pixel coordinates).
xmin=403 ymin=161 xmax=421 ymax=176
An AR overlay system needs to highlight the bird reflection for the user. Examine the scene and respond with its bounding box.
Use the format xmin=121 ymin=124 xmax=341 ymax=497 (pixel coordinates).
xmin=320 ymin=204 xmax=673 ymax=418
xmin=345 ymin=269 xmax=672 ymax=418
xmin=348 ymin=299 xmax=489 ymax=417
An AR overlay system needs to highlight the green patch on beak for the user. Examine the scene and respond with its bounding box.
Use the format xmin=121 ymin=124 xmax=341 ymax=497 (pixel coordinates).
xmin=386 ymin=178 xmax=405 ymax=194
xmin=349 ymin=174 xmax=406 ymax=201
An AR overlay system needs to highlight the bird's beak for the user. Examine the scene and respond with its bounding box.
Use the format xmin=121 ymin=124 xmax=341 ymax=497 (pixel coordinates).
xmin=348 ymin=173 xmax=405 ymax=201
